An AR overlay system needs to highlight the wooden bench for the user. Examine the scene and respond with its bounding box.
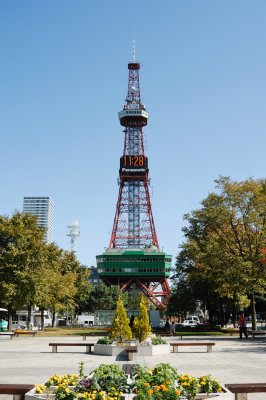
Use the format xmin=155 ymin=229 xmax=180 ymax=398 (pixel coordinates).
xmin=125 ymin=346 xmax=138 ymax=361
xmin=122 ymin=363 xmax=136 ymax=377
xmin=0 ymin=332 xmax=14 ymax=339
xmin=14 ymin=331 xmax=37 ymax=337
xmin=225 ymin=383 xmax=266 ymax=400
xmin=248 ymin=330 xmax=266 ymax=338
xmin=49 ymin=342 xmax=94 ymax=353
xmin=0 ymin=384 xmax=34 ymax=400
xmin=170 ymin=342 xmax=215 ymax=353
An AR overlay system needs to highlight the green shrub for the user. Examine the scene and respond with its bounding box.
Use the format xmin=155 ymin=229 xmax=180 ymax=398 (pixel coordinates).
xmin=96 ymin=336 xmax=113 ymax=345
xmin=151 ymin=335 xmax=167 ymax=345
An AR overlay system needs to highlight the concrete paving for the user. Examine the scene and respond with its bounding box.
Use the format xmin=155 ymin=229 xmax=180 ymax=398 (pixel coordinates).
xmin=0 ymin=335 xmax=265 ymax=399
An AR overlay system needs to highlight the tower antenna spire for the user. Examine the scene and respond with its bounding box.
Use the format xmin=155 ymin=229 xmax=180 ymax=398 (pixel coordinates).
xmin=132 ymin=27 xmax=136 ymax=62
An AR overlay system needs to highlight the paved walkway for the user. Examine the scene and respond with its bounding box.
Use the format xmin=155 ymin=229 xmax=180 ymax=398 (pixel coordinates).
xmin=0 ymin=335 xmax=265 ymax=399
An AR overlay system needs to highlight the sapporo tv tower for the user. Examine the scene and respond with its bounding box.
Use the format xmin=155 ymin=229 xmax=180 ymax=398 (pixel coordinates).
xmin=96 ymin=48 xmax=172 ymax=310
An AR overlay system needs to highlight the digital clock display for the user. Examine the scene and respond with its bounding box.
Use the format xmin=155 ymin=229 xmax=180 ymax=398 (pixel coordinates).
xmin=120 ymin=155 xmax=148 ymax=175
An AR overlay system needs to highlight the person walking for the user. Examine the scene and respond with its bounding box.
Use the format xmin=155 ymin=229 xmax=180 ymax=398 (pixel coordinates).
xmin=238 ymin=313 xmax=248 ymax=339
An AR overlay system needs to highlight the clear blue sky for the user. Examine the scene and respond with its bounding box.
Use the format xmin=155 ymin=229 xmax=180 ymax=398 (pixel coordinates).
xmin=1 ymin=1 xmax=266 ymax=267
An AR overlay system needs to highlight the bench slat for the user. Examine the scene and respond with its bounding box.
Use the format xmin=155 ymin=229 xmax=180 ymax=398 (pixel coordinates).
xmin=49 ymin=343 xmax=94 ymax=346
xmin=170 ymin=342 xmax=215 ymax=353
xmin=49 ymin=343 xmax=94 ymax=353
xmin=0 ymin=384 xmax=34 ymax=395
xmin=225 ymin=383 xmax=266 ymax=393
xmin=170 ymin=342 xmax=215 ymax=345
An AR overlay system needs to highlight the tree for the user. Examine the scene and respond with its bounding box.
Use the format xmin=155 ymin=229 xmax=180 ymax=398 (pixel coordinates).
xmin=86 ymin=283 xmax=124 ymax=311
xmin=109 ymin=295 xmax=132 ymax=343
xmin=74 ymin=264 xmax=92 ymax=314
xmin=172 ymin=177 xmax=266 ymax=329
xmin=0 ymin=212 xmax=46 ymax=329
xmin=132 ymin=294 xmax=151 ymax=342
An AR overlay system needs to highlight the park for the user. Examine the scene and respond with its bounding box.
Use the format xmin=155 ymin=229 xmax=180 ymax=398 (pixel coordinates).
xmin=1 ymin=2 xmax=266 ymax=400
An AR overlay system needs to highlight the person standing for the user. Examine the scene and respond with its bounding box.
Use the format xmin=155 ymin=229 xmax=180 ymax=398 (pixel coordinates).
xmin=170 ymin=320 xmax=176 ymax=335
xmin=238 ymin=313 xmax=248 ymax=339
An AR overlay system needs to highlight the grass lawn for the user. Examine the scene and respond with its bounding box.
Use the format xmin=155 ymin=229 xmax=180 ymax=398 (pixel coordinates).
xmin=32 ymin=328 xmax=110 ymax=337
xmin=174 ymin=331 xmax=225 ymax=336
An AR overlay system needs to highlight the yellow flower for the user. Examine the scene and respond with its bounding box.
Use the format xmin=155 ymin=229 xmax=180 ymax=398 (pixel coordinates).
xmin=145 ymin=382 xmax=150 ymax=387
xmin=148 ymin=389 xmax=153 ymax=395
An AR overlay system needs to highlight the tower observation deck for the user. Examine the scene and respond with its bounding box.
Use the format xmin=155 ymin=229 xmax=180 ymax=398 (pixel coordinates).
xmin=96 ymin=58 xmax=171 ymax=310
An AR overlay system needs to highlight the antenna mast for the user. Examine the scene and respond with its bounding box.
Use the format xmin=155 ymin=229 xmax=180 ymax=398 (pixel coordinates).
xmin=67 ymin=220 xmax=80 ymax=252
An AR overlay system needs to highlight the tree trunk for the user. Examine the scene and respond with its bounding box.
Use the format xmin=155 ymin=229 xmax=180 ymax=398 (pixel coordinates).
xmin=52 ymin=311 xmax=56 ymax=327
xmin=40 ymin=308 xmax=44 ymax=331
xmin=8 ymin=304 xmax=13 ymax=331
xmin=27 ymin=305 xmax=32 ymax=330
xmin=251 ymin=293 xmax=257 ymax=330
xmin=231 ymin=304 xmax=237 ymax=328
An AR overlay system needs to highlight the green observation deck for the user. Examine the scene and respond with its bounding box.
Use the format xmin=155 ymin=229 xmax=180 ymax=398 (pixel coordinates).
xmin=96 ymin=247 xmax=172 ymax=283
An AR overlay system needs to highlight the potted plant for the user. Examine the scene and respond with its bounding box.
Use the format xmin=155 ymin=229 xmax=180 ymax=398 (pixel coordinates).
xmin=94 ymin=296 xmax=133 ymax=356
xmin=29 ymin=363 xmax=230 ymax=400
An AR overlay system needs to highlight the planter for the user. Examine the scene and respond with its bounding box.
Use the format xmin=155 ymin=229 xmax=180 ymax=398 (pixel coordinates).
xmin=137 ymin=343 xmax=170 ymax=356
xmin=94 ymin=343 xmax=170 ymax=356
xmin=94 ymin=343 xmax=127 ymax=356
xmin=25 ymin=387 xmax=233 ymax=400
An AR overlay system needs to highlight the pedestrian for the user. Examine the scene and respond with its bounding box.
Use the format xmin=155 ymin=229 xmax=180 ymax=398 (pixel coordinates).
xmin=165 ymin=317 xmax=170 ymax=332
xmin=238 ymin=313 xmax=248 ymax=339
xmin=170 ymin=320 xmax=176 ymax=335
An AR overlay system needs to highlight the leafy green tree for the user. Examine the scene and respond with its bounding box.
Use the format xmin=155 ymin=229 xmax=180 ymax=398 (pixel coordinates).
xmin=109 ymin=295 xmax=132 ymax=343
xmin=172 ymin=177 xmax=266 ymax=329
xmin=86 ymin=283 xmax=124 ymax=311
xmin=74 ymin=264 xmax=92 ymax=314
xmin=133 ymin=294 xmax=151 ymax=342
xmin=0 ymin=212 xmax=46 ymax=329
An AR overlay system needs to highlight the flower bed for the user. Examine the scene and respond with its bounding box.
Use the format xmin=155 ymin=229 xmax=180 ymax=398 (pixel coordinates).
xmin=27 ymin=363 xmax=232 ymax=400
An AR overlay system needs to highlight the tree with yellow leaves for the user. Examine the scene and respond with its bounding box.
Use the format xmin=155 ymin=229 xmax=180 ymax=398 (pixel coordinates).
xmin=133 ymin=294 xmax=151 ymax=343
xmin=109 ymin=295 xmax=132 ymax=343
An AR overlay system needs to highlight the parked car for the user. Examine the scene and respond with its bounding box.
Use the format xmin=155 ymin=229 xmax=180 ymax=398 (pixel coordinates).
xmin=186 ymin=316 xmax=201 ymax=324
xmin=181 ymin=320 xmax=201 ymax=328
xmin=12 ymin=322 xmax=27 ymax=330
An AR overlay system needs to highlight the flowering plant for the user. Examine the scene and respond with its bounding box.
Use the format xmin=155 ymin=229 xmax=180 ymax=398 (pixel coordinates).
xmin=35 ymin=363 xmax=127 ymax=400
xmin=199 ymin=375 xmax=223 ymax=394
xmin=34 ymin=363 xmax=224 ymax=400
xmin=177 ymin=374 xmax=199 ymax=400
xmin=132 ymin=364 xmax=180 ymax=399
xmin=132 ymin=363 xmax=178 ymax=387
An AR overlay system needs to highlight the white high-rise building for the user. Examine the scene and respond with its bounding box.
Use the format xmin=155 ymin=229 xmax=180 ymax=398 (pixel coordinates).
xmin=23 ymin=196 xmax=54 ymax=243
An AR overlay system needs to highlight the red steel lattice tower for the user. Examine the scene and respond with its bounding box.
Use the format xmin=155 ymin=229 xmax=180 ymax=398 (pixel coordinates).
xmin=110 ymin=62 xmax=158 ymax=249
xmin=97 ymin=55 xmax=171 ymax=309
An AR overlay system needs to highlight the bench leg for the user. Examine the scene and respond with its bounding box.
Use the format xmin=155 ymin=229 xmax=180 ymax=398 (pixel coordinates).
xmin=128 ymin=352 xmax=136 ymax=361
xmin=207 ymin=345 xmax=212 ymax=353
xmin=13 ymin=395 xmax=26 ymax=400
xmin=235 ymin=394 xmax=247 ymax=400
xmin=173 ymin=346 xmax=178 ymax=353
xmin=52 ymin=345 xmax=57 ymax=353
xmin=85 ymin=346 xmax=91 ymax=353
